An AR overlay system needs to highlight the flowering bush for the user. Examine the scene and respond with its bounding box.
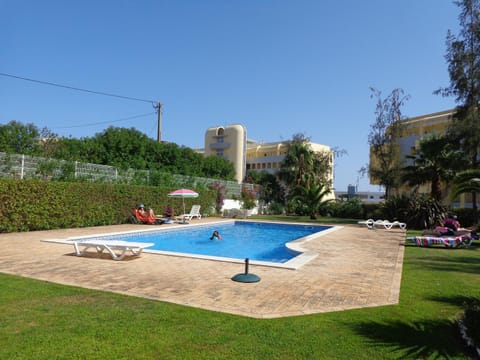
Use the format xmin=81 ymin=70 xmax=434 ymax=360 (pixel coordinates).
xmin=209 ymin=182 xmax=226 ymax=214
xmin=240 ymin=186 xmax=256 ymax=210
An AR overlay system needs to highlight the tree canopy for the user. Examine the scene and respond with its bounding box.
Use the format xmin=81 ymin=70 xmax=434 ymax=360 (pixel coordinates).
xmin=277 ymin=133 xmax=333 ymax=216
xmin=434 ymin=0 xmax=480 ymax=209
xmin=435 ymin=0 xmax=480 ymax=167
xmin=367 ymin=88 xmax=410 ymax=199
xmin=0 ymin=122 xmax=236 ymax=181
xmin=401 ymin=134 xmax=465 ymax=201
xmin=0 ymin=120 xmax=39 ymax=154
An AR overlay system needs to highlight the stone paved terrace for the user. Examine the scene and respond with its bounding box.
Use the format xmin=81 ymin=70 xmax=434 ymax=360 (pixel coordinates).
xmin=0 ymin=219 xmax=406 ymax=318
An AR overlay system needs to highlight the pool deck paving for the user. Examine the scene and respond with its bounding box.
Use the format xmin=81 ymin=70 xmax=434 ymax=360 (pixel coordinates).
xmin=0 ymin=219 xmax=406 ymax=318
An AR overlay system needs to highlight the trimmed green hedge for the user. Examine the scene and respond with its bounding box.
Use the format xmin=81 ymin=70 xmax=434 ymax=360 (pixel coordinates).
xmin=0 ymin=179 xmax=215 ymax=233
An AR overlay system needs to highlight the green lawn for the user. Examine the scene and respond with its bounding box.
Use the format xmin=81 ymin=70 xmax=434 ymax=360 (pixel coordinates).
xmin=1 ymin=223 xmax=479 ymax=359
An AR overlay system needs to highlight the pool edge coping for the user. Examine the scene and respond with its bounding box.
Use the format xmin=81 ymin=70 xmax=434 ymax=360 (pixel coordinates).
xmin=41 ymin=219 xmax=340 ymax=270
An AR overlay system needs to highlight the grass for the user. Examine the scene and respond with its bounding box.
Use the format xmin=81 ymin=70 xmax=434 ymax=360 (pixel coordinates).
xmin=1 ymin=219 xmax=479 ymax=359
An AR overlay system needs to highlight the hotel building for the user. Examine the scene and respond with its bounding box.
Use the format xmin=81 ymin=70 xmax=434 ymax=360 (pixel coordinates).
xmin=204 ymin=124 xmax=335 ymax=198
xmin=370 ymin=108 xmax=475 ymax=206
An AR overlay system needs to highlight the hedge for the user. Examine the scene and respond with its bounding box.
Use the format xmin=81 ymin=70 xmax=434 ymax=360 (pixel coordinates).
xmin=0 ymin=179 xmax=216 ymax=233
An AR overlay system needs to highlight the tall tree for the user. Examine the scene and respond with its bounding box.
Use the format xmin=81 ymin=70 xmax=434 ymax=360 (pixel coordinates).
xmin=367 ymin=88 xmax=410 ymax=199
xmin=91 ymin=126 xmax=152 ymax=169
xmin=0 ymin=120 xmax=39 ymax=154
xmin=277 ymin=134 xmax=315 ymax=188
xmin=201 ymin=155 xmax=236 ymax=180
xmin=277 ymin=133 xmax=332 ymax=192
xmin=435 ymin=0 xmax=480 ymax=209
xmin=277 ymin=133 xmax=333 ymax=216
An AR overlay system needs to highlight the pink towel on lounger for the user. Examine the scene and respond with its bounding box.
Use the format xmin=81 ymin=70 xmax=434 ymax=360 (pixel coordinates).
xmin=408 ymin=235 xmax=471 ymax=248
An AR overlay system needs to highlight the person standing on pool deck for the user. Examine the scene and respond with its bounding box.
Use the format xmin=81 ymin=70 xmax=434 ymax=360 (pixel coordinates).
xmin=210 ymin=230 xmax=222 ymax=240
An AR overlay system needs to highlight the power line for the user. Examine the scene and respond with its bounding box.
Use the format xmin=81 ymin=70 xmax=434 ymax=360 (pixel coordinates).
xmin=0 ymin=72 xmax=157 ymax=104
xmin=51 ymin=112 xmax=156 ymax=129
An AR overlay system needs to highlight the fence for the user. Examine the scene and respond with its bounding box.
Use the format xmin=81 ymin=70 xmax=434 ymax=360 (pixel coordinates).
xmin=0 ymin=152 xmax=258 ymax=197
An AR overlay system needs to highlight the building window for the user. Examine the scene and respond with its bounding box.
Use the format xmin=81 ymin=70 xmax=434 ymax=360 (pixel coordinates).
xmin=216 ymin=150 xmax=223 ymax=156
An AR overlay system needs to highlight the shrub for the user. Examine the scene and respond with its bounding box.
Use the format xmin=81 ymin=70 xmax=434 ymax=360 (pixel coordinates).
xmin=209 ymin=181 xmax=226 ymax=215
xmin=0 ymin=179 xmax=215 ymax=233
xmin=450 ymin=207 xmax=479 ymax=228
xmin=405 ymin=194 xmax=447 ymax=230
xmin=361 ymin=203 xmax=382 ymax=220
xmin=381 ymin=195 xmax=410 ymax=222
xmin=459 ymin=299 xmax=480 ymax=356
xmin=328 ymin=198 xmax=363 ymax=218
xmin=264 ymin=201 xmax=284 ymax=215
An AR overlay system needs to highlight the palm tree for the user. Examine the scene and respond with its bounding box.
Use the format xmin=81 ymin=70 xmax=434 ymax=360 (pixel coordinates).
xmin=292 ymin=180 xmax=333 ymax=219
xmin=277 ymin=134 xmax=315 ymax=188
xmin=401 ymin=134 xmax=465 ymax=201
xmin=451 ymin=169 xmax=480 ymax=223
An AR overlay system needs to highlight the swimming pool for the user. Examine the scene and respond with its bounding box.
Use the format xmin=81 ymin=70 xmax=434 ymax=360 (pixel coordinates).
xmin=60 ymin=220 xmax=338 ymax=269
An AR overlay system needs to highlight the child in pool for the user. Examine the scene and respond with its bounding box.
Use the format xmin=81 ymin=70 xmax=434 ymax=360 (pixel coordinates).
xmin=210 ymin=230 xmax=222 ymax=240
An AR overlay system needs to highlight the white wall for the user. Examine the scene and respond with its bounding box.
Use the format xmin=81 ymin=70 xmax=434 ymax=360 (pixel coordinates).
xmin=222 ymin=199 xmax=259 ymax=216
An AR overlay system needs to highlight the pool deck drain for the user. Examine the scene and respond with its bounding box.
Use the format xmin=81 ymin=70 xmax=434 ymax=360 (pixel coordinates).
xmin=0 ymin=219 xmax=406 ymax=318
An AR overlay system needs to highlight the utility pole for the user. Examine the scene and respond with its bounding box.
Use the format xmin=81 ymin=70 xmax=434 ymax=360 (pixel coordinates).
xmin=156 ymin=102 xmax=162 ymax=143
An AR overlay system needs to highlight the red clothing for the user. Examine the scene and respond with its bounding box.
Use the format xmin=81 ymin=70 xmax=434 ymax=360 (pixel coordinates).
xmin=443 ymin=218 xmax=460 ymax=231
xmin=134 ymin=208 xmax=157 ymax=224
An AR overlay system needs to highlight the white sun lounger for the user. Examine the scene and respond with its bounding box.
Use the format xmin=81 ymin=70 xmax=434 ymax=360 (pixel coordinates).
xmin=73 ymin=240 xmax=154 ymax=261
xmin=382 ymin=220 xmax=407 ymax=230
xmin=180 ymin=204 xmax=202 ymax=221
xmin=357 ymin=219 xmax=406 ymax=230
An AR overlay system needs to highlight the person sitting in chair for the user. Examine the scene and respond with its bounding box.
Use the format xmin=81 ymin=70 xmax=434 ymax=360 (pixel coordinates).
xmin=137 ymin=204 xmax=155 ymax=217
xmin=135 ymin=204 xmax=164 ymax=225
xmin=163 ymin=204 xmax=174 ymax=219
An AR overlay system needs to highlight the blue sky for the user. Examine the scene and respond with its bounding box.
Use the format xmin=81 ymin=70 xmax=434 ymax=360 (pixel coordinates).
xmin=1 ymin=0 xmax=461 ymax=191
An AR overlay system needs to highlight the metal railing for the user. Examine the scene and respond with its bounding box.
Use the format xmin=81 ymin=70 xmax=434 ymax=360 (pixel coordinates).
xmin=0 ymin=152 xmax=258 ymax=197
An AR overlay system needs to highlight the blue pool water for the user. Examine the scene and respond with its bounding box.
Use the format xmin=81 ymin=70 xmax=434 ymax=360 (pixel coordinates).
xmin=74 ymin=221 xmax=331 ymax=263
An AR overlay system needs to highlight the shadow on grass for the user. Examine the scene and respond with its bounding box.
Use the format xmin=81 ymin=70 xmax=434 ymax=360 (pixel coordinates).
xmin=351 ymin=318 xmax=472 ymax=359
xmin=408 ymin=255 xmax=480 ymax=275
xmin=405 ymin=242 xmax=480 ymax=275
xmin=428 ymin=295 xmax=480 ymax=308
xmin=404 ymin=242 xmax=480 ymax=251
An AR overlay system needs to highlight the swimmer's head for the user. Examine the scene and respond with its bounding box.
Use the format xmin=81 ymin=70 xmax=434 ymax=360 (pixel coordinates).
xmin=210 ymin=230 xmax=221 ymax=240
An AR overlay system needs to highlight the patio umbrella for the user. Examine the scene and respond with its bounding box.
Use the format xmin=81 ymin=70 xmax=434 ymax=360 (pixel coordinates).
xmin=167 ymin=189 xmax=199 ymax=221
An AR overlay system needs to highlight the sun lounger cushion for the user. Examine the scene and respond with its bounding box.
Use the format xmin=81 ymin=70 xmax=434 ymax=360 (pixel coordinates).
xmin=406 ymin=235 xmax=472 ymax=248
